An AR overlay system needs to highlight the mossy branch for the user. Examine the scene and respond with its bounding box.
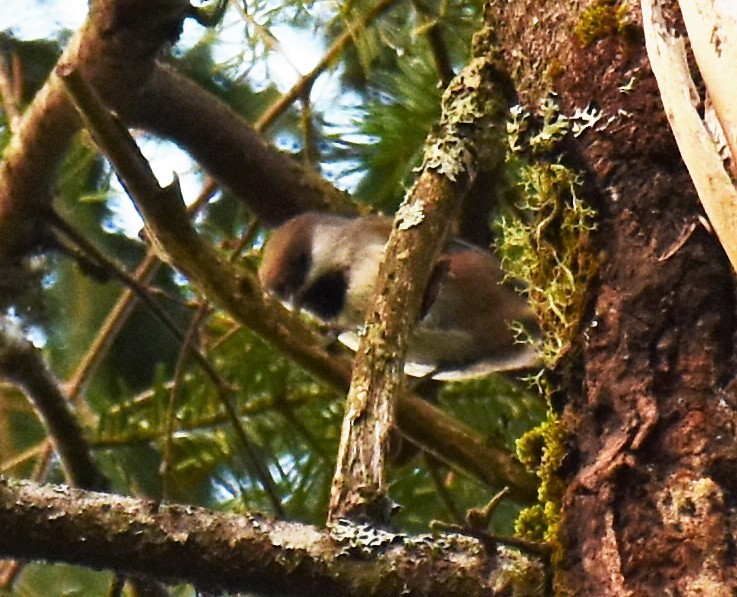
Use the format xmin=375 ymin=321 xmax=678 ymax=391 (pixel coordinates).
xmin=328 ymin=16 xmax=513 ymax=523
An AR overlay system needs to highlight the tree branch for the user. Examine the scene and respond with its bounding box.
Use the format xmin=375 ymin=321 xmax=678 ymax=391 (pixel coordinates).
xmin=0 ymin=326 xmax=106 ymax=491
xmin=328 ymin=16 xmax=513 ymax=522
xmin=0 ymin=476 xmax=545 ymax=596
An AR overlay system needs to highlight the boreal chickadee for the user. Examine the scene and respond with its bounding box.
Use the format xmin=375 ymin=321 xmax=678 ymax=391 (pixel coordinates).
xmin=259 ymin=212 xmax=539 ymax=380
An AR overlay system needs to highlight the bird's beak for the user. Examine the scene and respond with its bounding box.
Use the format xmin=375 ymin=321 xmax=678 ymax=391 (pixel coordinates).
xmin=278 ymin=287 xmax=304 ymax=314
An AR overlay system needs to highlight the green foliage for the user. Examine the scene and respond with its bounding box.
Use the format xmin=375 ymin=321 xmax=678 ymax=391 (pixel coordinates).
xmin=95 ymin=325 xmax=343 ymax=519
xmin=13 ymin=563 xmax=116 ymax=597
xmin=341 ymin=55 xmax=442 ymax=210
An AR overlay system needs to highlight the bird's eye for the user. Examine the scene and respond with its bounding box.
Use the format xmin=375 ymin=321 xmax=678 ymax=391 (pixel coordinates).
xmin=300 ymin=270 xmax=346 ymax=320
xmin=273 ymin=249 xmax=311 ymax=298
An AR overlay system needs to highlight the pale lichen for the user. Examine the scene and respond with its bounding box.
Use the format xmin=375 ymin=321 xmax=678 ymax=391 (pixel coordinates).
xmin=421 ymin=53 xmax=508 ymax=182
xmin=489 ymin=545 xmax=547 ymax=596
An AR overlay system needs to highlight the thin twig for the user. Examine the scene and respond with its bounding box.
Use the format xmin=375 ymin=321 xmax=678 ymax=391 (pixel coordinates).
xmin=66 ymin=179 xmax=218 ymax=400
xmin=424 ymin=454 xmax=464 ymax=525
xmin=255 ymin=0 xmax=399 ymax=131
xmin=161 ymin=306 xmax=210 ymax=499
xmin=95 ymin=389 xmax=333 ymax=448
xmin=58 ymin=67 xmax=286 ymax=516
xmin=49 ymin=209 xmax=230 ymax=394
xmin=430 ymin=519 xmax=553 ymax=558
xmin=300 ymin=84 xmax=319 ymax=168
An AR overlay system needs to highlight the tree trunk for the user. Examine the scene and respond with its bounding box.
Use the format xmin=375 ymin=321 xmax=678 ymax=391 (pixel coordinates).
xmin=495 ymin=0 xmax=737 ymax=593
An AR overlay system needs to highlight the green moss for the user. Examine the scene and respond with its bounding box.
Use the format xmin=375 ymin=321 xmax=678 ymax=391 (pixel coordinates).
xmin=515 ymin=411 xmax=567 ymax=545
xmin=497 ymin=98 xmax=600 ymax=558
xmin=575 ymin=1 xmax=633 ymax=47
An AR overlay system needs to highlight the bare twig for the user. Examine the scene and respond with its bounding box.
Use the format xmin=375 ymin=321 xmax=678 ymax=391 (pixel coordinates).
xmin=431 ymin=519 xmax=552 ymax=559
xmin=49 ymin=209 xmax=229 ymax=392
xmin=96 ymin=388 xmax=331 ymax=448
xmin=424 ymin=455 xmax=464 ymax=524
xmin=0 ymin=326 xmax=107 ymax=490
xmin=255 ymin=0 xmax=399 ymax=131
xmin=66 ymin=179 xmax=218 ymax=401
xmin=411 ymin=0 xmax=455 ymax=87
xmin=0 ymin=53 xmax=22 ymax=130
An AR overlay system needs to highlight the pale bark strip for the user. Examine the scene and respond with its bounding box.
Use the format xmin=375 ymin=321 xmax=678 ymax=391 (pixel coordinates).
xmin=678 ymin=0 xmax=737 ymax=165
xmin=642 ymin=0 xmax=737 ymax=272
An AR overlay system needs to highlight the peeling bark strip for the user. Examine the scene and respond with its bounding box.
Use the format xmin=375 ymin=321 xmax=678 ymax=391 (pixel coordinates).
xmin=0 ymin=477 xmax=544 ymax=596
xmin=643 ymin=0 xmax=737 ymax=273
xmin=328 ymin=13 xmax=511 ymax=522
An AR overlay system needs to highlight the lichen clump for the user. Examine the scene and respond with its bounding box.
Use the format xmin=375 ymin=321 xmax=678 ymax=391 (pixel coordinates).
xmin=499 ymin=100 xmax=599 ymax=369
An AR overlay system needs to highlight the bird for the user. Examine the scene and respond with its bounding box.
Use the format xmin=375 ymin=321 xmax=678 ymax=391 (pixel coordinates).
xmin=258 ymin=212 xmax=540 ymax=381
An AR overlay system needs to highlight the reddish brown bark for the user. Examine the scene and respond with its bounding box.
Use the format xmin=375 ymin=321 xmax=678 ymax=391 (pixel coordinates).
xmin=494 ymin=1 xmax=737 ymax=593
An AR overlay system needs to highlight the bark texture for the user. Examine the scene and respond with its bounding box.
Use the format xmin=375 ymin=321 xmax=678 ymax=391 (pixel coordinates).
xmin=493 ymin=0 xmax=737 ymax=593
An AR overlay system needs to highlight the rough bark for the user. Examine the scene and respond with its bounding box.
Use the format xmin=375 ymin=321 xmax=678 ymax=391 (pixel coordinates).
xmin=492 ymin=0 xmax=737 ymax=594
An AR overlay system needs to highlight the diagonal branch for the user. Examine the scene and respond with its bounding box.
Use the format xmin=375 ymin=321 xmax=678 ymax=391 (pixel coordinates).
xmin=0 ymin=327 xmax=107 ymax=491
